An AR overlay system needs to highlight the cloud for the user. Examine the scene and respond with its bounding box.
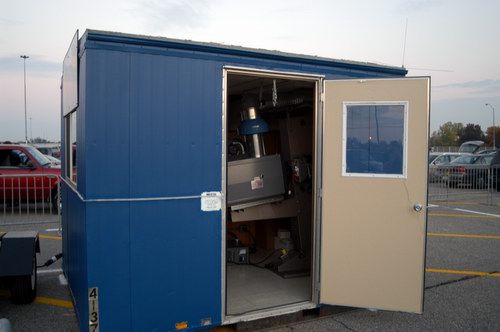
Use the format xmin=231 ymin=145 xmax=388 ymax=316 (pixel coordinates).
xmin=436 ymin=79 xmax=500 ymax=90
xmin=394 ymin=0 xmax=443 ymax=14
xmin=433 ymin=79 xmax=500 ymax=100
xmin=0 ymin=17 xmax=20 ymax=44
xmin=131 ymin=0 xmax=210 ymax=32
xmin=0 ymin=17 xmax=19 ymax=26
xmin=0 ymin=56 xmax=60 ymax=76
xmin=430 ymin=94 xmax=500 ymax=132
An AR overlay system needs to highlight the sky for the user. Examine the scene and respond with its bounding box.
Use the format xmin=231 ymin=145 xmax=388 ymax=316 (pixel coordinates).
xmin=1 ymin=0 xmax=499 ymax=142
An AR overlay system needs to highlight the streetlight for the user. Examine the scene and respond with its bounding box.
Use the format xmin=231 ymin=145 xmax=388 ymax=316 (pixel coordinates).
xmin=29 ymin=117 xmax=32 ymax=143
xmin=485 ymin=103 xmax=496 ymax=149
xmin=20 ymin=55 xmax=29 ymax=144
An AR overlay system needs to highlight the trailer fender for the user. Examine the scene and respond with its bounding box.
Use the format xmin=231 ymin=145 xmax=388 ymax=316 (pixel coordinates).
xmin=0 ymin=231 xmax=40 ymax=277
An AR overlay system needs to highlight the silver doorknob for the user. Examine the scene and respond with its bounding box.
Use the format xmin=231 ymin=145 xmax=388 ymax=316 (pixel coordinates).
xmin=414 ymin=203 xmax=423 ymax=212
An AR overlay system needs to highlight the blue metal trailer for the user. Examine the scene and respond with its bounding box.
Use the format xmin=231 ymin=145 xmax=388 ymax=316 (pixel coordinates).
xmin=61 ymin=30 xmax=430 ymax=331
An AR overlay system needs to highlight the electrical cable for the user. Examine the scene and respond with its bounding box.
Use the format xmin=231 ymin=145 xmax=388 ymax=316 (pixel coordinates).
xmin=37 ymin=253 xmax=63 ymax=268
xmin=227 ymin=231 xmax=239 ymax=240
xmin=249 ymin=249 xmax=281 ymax=266
xmin=241 ymin=228 xmax=257 ymax=253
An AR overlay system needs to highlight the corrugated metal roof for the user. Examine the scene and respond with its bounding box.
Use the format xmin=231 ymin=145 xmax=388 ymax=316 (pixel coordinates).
xmin=83 ymin=29 xmax=407 ymax=76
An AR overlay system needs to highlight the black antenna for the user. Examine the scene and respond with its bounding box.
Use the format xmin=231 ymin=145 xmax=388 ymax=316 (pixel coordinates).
xmin=402 ymin=18 xmax=408 ymax=68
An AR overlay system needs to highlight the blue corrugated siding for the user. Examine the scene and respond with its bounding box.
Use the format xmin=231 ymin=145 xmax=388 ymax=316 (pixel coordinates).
xmin=80 ymin=49 xmax=133 ymax=330
xmin=128 ymin=53 xmax=221 ymax=196
xmin=74 ymin=47 xmax=223 ymax=330
xmin=77 ymin=52 xmax=87 ymax=197
xmin=84 ymin=30 xmax=407 ymax=77
xmin=85 ymin=49 xmax=130 ymax=199
xmin=85 ymin=38 xmax=401 ymax=81
xmin=86 ymin=203 xmax=131 ymax=331
xmin=126 ymin=53 xmax=222 ymax=329
xmin=61 ymin=186 xmax=88 ymax=331
xmin=129 ymin=201 xmax=221 ymax=330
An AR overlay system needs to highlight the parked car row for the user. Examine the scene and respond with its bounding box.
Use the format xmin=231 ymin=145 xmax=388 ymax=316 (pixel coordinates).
xmin=429 ymin=150 xmax=500 ymax=190
xmin=444 ymin=153 xmax=497 ymax=188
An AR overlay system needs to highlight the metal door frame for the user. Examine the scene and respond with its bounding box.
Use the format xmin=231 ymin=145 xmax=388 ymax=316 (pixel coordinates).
xmin=221 ymin=66 xmax=324 ymax=324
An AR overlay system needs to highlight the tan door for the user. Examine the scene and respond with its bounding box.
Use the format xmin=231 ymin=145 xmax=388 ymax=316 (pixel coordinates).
xmin=320 ymin=78 xmax=430 ymax=313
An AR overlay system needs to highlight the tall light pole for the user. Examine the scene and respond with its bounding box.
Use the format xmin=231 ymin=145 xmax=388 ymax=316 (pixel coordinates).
xmin=29 ymin=117 xmax=32 ymax=142
xmin=485 ymin=103 xmax=496 ymax=149
xmin=20 ymin=55 xmax=29 ymax=144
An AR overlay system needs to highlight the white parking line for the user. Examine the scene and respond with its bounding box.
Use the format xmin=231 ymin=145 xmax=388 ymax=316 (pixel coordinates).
xmin=37 ymin=268 xmax=63 ymax=275
xmin=429 ymin=204 xmax=500 ymax=218
xmin=454 ymin=208 xmax=500 ymax=218
xmin=58 ymin=274 xmax=68 ymax=286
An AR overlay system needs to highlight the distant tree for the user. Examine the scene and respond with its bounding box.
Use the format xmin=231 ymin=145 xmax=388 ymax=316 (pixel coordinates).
xmin=457 ymin=123 xmax=485 ymax=145
xmin=430 ymin=122 xmax=464 ymax=146
xmin=485 ymin=126 xmax=500 ymax=148
xmin=31 ymin=137 xmax=50 ymax=143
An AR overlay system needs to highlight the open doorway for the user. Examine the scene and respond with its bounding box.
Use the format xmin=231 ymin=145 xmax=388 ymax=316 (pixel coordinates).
xmin=224 ymin=69 xmax=319 ymax=317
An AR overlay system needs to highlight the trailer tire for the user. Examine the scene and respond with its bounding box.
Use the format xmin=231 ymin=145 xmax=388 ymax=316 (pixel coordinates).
xmin=10 ymin=254 xmax=37 ymax=304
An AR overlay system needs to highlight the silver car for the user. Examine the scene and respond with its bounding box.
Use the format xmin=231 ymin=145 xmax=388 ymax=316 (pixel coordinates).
xmin=429 ymin=152 xmax=463 ymax=182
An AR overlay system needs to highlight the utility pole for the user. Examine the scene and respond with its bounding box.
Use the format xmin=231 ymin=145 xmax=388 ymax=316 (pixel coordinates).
xmin=30 ymin=117 xmax=33 ymax=142
xmin=20 ymin=55 xmax=29 ymax=144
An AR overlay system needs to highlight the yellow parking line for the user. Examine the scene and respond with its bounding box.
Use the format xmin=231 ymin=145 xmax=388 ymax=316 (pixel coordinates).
xmin=427 ymin=232 xmax=500 ymax=239
xmin=35 ymin=296 xmax=73 ymax=309
xmin=429 ymin=213 xmax=500 ymax=219
xmin=1 ymin=232 xmax=60 ymax=239
xmin=0 ymin=292 xmax=73 ymax=309
xmin=426 ymin=268 xmax=500 ymax=277
xmin=40 ymin=234 xmax=62 ymax=240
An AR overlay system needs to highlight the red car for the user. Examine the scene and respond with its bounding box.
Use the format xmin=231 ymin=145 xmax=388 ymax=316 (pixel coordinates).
xmin=0 ymin=144 xmax=61 ymax=209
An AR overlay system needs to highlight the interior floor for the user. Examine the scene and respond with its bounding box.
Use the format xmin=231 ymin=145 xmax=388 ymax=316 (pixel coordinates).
xmin=227 ymin=264 xmax=311 ymax=316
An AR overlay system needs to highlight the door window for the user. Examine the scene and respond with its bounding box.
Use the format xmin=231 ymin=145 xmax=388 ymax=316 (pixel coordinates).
xmin=343 ymin=103 xmax=407 ymax=178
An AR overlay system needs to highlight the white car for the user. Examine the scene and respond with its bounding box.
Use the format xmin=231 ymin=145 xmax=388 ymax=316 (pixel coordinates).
xmin=429 ymin=152 xmax=464 ymax=182
xmin=44 ymin=154 xmax=61 ymax=165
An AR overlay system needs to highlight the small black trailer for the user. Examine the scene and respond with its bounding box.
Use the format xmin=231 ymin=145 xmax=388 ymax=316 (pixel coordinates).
xmin=0 ymin=231 xmax=40 ymax=304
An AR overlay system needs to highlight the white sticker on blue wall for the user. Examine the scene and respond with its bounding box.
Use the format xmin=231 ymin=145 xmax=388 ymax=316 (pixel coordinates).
xmin=201 ymin=192 xmax=222 ymax=212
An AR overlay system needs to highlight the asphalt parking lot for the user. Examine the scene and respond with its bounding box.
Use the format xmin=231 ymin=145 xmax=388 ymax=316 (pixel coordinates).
xmin=0 ymin=220 xmax=78 ymax=331
xmin=268 ymin=201 xmax=500 ymax=332
xmin=1 ymin=201 xmax=499 ymax=331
